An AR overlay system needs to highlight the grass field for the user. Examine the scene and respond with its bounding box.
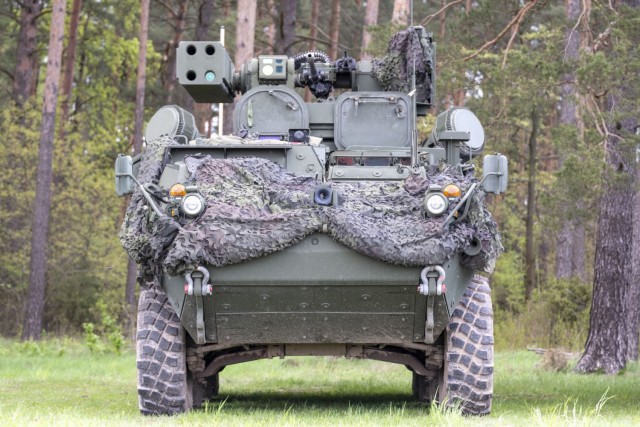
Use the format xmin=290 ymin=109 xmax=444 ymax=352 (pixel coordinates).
xmin=0 ymin=339 xmax=638 ymax=426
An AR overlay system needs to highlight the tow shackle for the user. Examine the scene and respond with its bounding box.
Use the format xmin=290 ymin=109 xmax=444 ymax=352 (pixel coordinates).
xmin=418 ymin=265 xmax=446 ymax=296
xmin=184 ymin=266 xmax=212 ymax=296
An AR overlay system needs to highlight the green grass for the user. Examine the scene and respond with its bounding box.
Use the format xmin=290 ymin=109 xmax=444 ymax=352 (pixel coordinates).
xmin=0 ymin=339 xmax=638 ymax=426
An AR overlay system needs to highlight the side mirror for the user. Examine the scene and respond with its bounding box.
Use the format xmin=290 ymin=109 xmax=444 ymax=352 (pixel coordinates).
xmin=115 ymin=155 xmax=135 ymax=196
xmin=482 ymin=154 xmax=508 ymax=194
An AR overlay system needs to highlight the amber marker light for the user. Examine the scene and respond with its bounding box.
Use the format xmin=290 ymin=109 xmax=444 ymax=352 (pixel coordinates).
xmin=170 ymin=183 xmax=187 ymax=197
xmin=443 ymin=184 xmax=461 ymax=198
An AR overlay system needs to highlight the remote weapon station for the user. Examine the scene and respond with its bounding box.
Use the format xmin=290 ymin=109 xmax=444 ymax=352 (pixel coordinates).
xmin=116 ymin=27 xmax=507 ymax=416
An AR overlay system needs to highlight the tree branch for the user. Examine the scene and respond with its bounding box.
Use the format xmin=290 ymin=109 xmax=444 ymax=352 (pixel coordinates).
xmin=501 ymin=0 xmax=549 ymax=68
xmin=419 ymin=0 xmax=464 ymax=26
xmin=292 ymin=34 xmax=332 ymax=49
xmin=564 ymin=0 xmax=588 ymax=59
xmin=0 ymin=9 xmax=19 ymax=22
xmin=463 ymin=0 xmax=540 ymax=62
xmin=584 ymin=24 xmax=614 ymax=54
xmin=155 ymin=0 xmax=180 ymax=20
xmin=0 ymin=65 xmax=14 ymax=81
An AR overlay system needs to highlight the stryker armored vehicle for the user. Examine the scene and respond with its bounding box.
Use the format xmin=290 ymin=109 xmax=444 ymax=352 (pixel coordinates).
xmin=116 ymin=27 xmax=507 ymax=416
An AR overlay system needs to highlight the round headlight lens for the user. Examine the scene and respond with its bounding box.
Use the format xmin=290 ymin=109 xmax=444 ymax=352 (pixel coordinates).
xmin=425 ymin=193 xmax=449 ymax=216
xmin=181 ymin=194 xmax=204 ymax=217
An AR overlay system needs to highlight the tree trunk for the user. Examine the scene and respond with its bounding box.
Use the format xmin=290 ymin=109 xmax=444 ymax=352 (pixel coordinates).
xmin=58 ymin=0 xmax=83 ymax=141
xmin=193 ymin=0 xmax=215 ymax=136
xmin=630 ymin=160 xmax=640 ymax=361
xmin=624 ymin=1 xmax=640 ymax=364
xmin=162 ymin=0 xmax=189 ymax=105
xmin=228 ymin=0 xmax=257 ymax=135
xmin=624 ymin=0 xmax=640 ymax=365
xmin=236 ymin=0 xmax=257 ymax=68
xmin=263 ymin=0 xmax=276 ymax=53
xmin=329 ymin=0 xmax=340 ymax=60
xmin=133 ymin=0 xmax=150 ymax=156
xmin=575 ymin=0 xmax=640 ymax=373
xmin=125 ymin=0 xmax=151 ymax=316
xmin=575 ymin=107 xmax=636 ymax=373
xmin=360 ymin=0 xmax=379 ymax=60
xmin=13 ymin=0 xmax=43 ymax=107
xmin=555 ymin=0 xmax=585 ymax=280
xmin=222 ymin=0 xmax=231 ymax=17
xmin=439 ymin=0 xmax=446 ymax=40
xmin=391 ymin=0 xmax=410 ymax=26
xmin=22 ymin=0 xmax=67 ymax=341
xmin=524 ymin=109 xmax=538 ymax=301
xmin=309 ymin=0 xmax=320 ymax=52
xmin=575 ymin=152 xmax=634 ymax=373
xmin=571 ymin=225 xmax=586 ymax=280
xmin=273 ymin=0 xmax=297 ymax=55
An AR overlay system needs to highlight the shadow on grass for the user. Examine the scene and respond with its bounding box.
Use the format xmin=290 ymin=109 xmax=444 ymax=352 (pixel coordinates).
xmin=200 ymin=391 xmax=432 ymax=413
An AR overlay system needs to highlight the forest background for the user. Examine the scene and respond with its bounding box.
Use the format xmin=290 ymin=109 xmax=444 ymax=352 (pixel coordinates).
xmin=0 ymin=0 xmax=638 ymax=373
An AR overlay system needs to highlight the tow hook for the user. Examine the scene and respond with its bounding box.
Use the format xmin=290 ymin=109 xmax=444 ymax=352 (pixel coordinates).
xmin=419 ymin=265 xmax=446 ymax=343
xmin=184 ymin=266 xmax=212 ymax=296
xmin=418 ymin=265 xmax=446 ymax=296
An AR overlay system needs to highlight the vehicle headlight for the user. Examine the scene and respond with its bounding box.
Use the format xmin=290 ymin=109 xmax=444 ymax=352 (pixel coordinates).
xmin=424 ymin=192 xmax=449 ymax=216
xmin=181 ymin=194 xmax=205 ymax=217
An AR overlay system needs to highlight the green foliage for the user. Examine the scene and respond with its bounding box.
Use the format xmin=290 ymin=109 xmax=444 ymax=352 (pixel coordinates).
xmin=0 ymin=337 xmax=75 ymax=357
xmin=82 ymin=323 xmax=105 ymax=353
xmin=96 ymin=300 xmax=126 ymax=355
xmin=492 ymin=251 xmax=526 ymax=316
xmin=495 ymin=277 xmax=591 ymax=351
xmin=81 ymin=300 xmax=126 ymax=355
xmin=539 ymin=278 xmax=591 ymax=347
xmin=0 ymin=0 xmax=152 ymax=337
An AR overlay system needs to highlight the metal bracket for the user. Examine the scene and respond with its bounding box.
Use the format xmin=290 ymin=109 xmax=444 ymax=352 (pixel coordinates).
xmin=425 ymin=291 xmax=436 ymax=343
xmin=418 ymin=266 xmax=446 ymax=296
xmin=418 ymin=266 xmax=446 ymax=343
xmin=184 ymin=267 xmax=212 ymax=344
xmin=114 ymin=172 xmax=166 ymax=217
xmin=268 ymin=89 xmax=298 ymax=110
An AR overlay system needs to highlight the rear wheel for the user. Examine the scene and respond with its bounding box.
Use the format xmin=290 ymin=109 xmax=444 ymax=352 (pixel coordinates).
xmin=136 ymin=286 xmax=219 ymax=415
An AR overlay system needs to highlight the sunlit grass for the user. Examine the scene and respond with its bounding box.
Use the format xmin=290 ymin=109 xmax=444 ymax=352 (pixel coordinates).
xmin=0 ymin=339 xmax=638 ymax=426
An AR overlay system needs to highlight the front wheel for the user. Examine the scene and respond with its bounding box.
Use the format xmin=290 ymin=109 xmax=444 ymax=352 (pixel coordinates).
xmin=413 ymin=275 xmax=494 ymax=415
xmin=136 ymin=286 xmax=218 ymax=415
xmin=443 ymin=275 xmax=494 ymax=414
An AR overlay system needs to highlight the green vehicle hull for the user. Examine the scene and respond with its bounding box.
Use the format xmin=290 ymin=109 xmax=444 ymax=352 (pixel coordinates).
xmin=163 ymin=233 xmax=474 ymax=348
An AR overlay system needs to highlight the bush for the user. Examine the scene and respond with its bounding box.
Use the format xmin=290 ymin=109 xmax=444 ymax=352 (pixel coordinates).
xmin=494 ymin=278 xmax=591 ymax=351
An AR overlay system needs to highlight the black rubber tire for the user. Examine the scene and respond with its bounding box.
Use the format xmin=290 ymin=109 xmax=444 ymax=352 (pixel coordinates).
xmin=136 ymin=286 xmax=202 ymax=415
xmin=443 ymin=274 xmax=494 ymax=415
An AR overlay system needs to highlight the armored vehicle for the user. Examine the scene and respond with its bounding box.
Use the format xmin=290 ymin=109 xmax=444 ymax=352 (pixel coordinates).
xmin=116 ymin=27 xmax=507 ymax=416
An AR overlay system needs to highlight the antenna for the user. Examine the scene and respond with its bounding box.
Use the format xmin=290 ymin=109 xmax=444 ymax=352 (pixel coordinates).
xmin=218 ymin=25 xmax=225 ymax=137
xmin=410 ymin=59 xmax=418 ymax=169
xmin=410 ymin=0 xmax=414 ymax=27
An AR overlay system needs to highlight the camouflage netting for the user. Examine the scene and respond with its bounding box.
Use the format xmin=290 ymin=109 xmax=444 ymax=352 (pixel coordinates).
xmin=372 ymin=26 xmax=434 ymax=104
xmin=120 ymin=137 xmax=502 ymax=283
